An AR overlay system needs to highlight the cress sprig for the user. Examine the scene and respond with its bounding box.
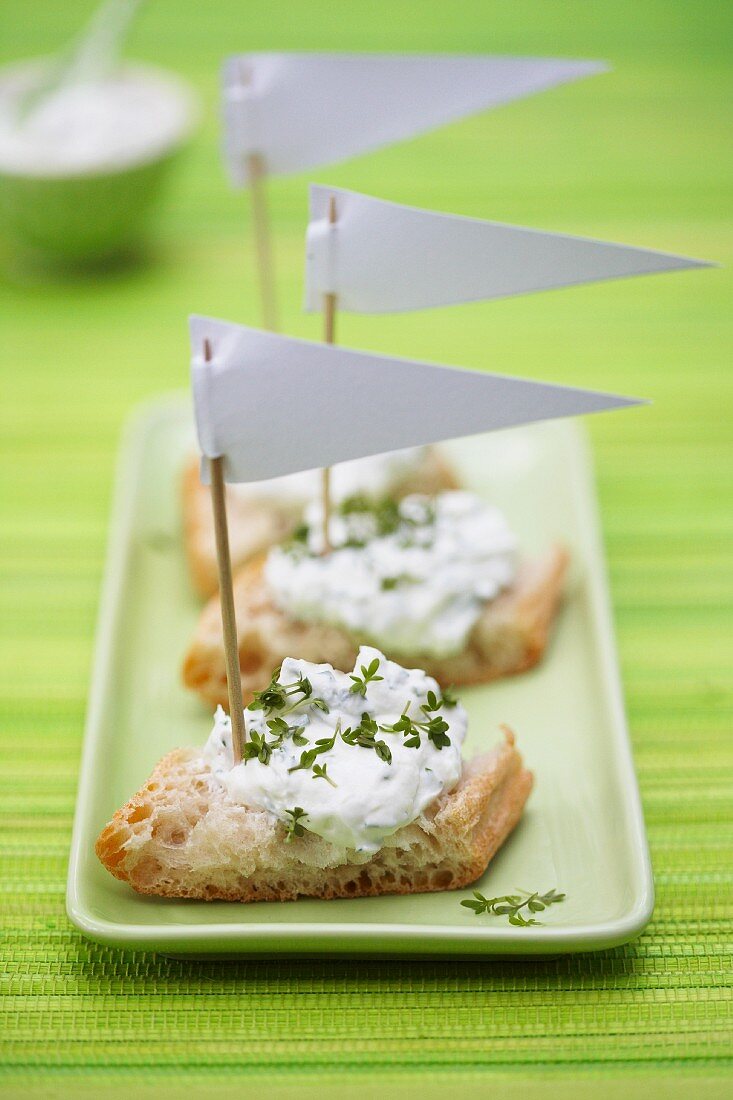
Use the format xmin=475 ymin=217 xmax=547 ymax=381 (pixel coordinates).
xmin=312 ymin=763 xmax=336 ymax=787
xmin=341 ymin=712 xmax=393 ymax=763
xmin=242 ymin=715 xmax=308 ymax=765
xmin=282 ymin=807 xmax=308 ymax=842
xmin=349 ymin=657 xmax=384 ymax=697
xmin=380 ymin=689 xmax=452 ymax=750
xmin=247 ymin=668 xmax=330 ymax=718
xmin=288 ymin=720 xmax=341 ymax=774
xmin=461 ymin=888 xmax=566 ymax=926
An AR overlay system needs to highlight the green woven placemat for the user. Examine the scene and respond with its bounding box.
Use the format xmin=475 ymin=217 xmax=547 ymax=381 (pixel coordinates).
xmin=1 ymin=0 xmax=731 ymax=1092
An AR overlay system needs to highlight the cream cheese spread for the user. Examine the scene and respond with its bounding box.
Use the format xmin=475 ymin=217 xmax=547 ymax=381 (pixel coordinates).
xmin=227 ymin=445 xmax=428 ymax=514
xmin=265 ymin=491 xmax=518 ymax=659
xmin=203 ymin=647 xmax=467 ymax=854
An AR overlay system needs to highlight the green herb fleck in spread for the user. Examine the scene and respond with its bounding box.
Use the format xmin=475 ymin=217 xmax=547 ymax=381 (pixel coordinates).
xmin=284 ymin=494 xmax=439 ymax=556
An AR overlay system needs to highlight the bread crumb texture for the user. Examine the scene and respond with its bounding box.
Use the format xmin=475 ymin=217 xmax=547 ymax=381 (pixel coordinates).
xmin=95 ymin=728 xmax=532 ymax=902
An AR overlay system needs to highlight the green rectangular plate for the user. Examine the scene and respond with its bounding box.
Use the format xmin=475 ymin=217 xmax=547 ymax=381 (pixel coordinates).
xmin=67 ymin=395 xmax=653 ymax=956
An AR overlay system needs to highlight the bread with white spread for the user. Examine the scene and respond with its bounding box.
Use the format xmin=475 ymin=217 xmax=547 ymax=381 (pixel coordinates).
xmin=183 ymin=447 xmax=459 ymax=598
xmin=182 ymin=544 xmax=568 ymax=710
xmin=95 ymin=728 xmax=531 ymax=902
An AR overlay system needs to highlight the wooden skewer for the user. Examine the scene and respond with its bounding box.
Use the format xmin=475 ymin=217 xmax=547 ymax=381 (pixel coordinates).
xmin=321 ymin=195 xmax=338 ymax=553
xmin=246 ymin=150 xmax=279 ymax=332
xmin=237 ymin=63 xmax=278 ymax=332
xmin=204 ymin=338 xmax=246 ymax=764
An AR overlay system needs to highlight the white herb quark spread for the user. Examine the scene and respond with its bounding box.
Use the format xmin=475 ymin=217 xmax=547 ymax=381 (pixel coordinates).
xmin=203 ymin=648 xmax=467 ymax=854
xmin=265 ymin=491 xmax=518 ymax=659
xmin=228 ymin=446 xmax=426 ymax=512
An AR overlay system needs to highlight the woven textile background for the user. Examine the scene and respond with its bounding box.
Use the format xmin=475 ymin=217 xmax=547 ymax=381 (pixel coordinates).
xmin=1 ymin=1 xmax=731 ymax=1096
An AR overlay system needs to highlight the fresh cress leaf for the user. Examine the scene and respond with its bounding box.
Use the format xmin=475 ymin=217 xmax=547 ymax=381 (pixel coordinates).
xmin=461 ymin=889 xmax=566 ymax=926
xmin=283 ymin=807 xmax=308 ymax=842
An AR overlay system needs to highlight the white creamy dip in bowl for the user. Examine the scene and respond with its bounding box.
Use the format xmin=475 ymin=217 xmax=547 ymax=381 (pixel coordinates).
xmin=0 ymin=60 xmax=198 ymax=264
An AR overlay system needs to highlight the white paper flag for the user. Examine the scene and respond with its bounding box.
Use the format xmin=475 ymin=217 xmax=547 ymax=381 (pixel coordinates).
xmin=191 ymin=316 xmax=643 ymax=484
xmin=223 ymin=52 xmax=607 ymax=183
xmin=305 ymin=185 xmax=712 ymax=313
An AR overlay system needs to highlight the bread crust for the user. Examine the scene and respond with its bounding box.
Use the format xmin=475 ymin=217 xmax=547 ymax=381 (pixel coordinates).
xmin=95 ymin=728 xmax=532 ymax=903
xmin=182 ymin=448 xmax=460 ymax=598
xmin=181 ymin=545 xmax=569 ymax=709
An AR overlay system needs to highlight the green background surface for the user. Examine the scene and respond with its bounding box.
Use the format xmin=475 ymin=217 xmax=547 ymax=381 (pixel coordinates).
xmin=1 ymin=0 xmax=731 ymax=1095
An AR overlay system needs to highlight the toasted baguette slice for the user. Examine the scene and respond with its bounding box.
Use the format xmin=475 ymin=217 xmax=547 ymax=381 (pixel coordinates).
xmin=183 ymin=448 xmax=459 ymax=598
xmin=182 ymin=545 xmax=569 ymax=710
xmin=95 ymin=728 xmax=532 ymax=902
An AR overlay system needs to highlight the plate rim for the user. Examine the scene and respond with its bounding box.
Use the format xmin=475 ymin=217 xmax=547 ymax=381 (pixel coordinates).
xmin=66 ymin=393 xmax=654 ymax=955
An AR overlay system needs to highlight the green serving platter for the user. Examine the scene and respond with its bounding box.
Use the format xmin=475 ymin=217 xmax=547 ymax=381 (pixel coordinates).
xmin=66 ymin=394 xmax=653 ymax=956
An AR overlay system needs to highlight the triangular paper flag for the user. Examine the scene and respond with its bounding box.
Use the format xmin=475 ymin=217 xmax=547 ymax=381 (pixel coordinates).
xmin=191 ymin=316 xmax=644 ymax=484
xmin=305 ymin=185 xmax=712 ymax=313
xmin=223 ymin=52 xmax=607 ymax=183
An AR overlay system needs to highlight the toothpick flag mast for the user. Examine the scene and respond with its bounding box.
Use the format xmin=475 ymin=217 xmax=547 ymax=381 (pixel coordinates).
xmin=223 ymin=52 xmax=607 ymax=331
xmin=225 ymin=60 xmax=278 ymax=331
xmin=320 ymin=194 xmax=338 ymax=553
xmin=202 ymin=337 xmax=246 ymax=762
xmin=244 ymin=147 xmax=278 ymax=333
xmin=323 ymin=195 xmax=338 ymax=344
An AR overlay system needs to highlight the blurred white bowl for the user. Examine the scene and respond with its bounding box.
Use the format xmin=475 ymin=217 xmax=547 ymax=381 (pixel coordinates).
xmin=0 ymin=60 xmax=198 ymax=266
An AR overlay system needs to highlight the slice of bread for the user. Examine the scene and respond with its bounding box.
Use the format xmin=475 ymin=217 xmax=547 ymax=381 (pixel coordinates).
xmin=183 ymin=447 xmax=459 ymax=598
xmin=95 ymin=727 xmax=532 ymax=902
xmin=182 ymin=545 xmax=569 ymax=710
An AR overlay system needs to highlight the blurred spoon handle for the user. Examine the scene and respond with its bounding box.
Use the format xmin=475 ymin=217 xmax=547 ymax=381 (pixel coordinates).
xmin=65 ymin=0 xmax=148 ymax=84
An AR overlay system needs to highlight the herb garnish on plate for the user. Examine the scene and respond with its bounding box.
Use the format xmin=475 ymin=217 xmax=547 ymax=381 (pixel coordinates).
xmin=461 ymin=888 xmax=566 ymax=926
